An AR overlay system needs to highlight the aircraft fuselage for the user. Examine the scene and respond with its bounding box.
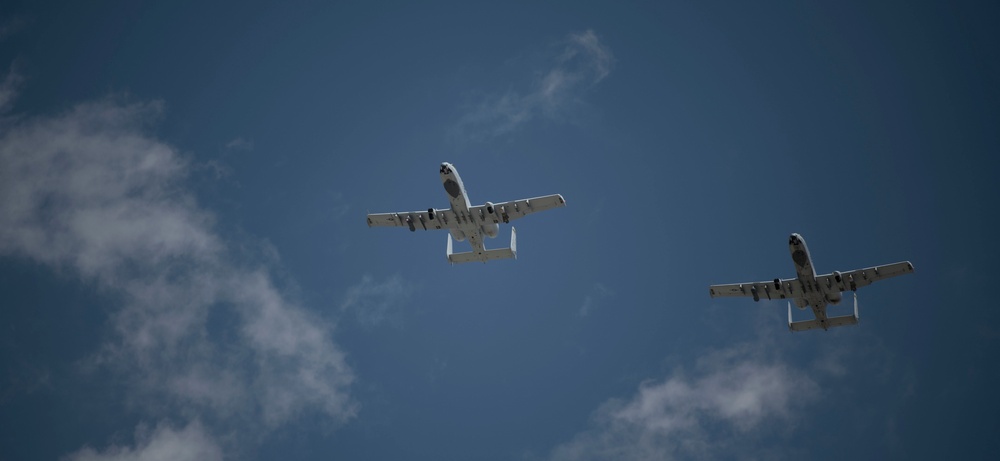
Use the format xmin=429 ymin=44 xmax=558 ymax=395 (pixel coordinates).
xmin=439 ymin=162 xmax=499 ymax=257
xmin=788 ymin=233 xmax=844 ymax=323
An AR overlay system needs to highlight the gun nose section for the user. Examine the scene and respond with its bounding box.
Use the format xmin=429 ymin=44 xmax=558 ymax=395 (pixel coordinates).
xmin=789 ymin=233 xmax=802 ymax=245
xmin=440 ymin=162 xmax=452 ymax=174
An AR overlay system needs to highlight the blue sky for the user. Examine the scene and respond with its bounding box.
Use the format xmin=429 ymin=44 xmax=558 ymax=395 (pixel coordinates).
xmin=1 ymin=1 xmax=998 ymax=460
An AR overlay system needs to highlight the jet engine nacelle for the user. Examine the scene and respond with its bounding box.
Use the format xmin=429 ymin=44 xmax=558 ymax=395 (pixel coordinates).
xmin=826 ymin=271 xmax=844 ymax=304
xmin=482 ymin=222 xmax=499 ymax=238
xmin=449 ymin=229 xmax=466 ymax=242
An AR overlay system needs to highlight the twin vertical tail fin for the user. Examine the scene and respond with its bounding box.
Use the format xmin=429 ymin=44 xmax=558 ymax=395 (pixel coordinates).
xmin=510 ymin=226 xmax=517 ymax=255
xmin=446 ymin=227 xmax=517 ymax=264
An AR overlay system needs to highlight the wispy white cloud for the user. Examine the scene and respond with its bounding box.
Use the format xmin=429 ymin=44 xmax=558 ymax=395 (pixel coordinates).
xmin=328 ymin=191 xmax=351 ymax=220
xmin=0 ymin=65 xmax=23 ymax=114
xmin=66 ymin=421 xmax=223 ymax=461
xmin=340 ymin=274 xmax=417 ymax=327
xmin=564 ymin=30 xmax=613 ymax=83
xmin=0 ymin=362 xmax=50 ymax=405
xmin=580 ymin=282 xmax=613 ymax=317
xmin=224 ymin=136 xmax=254 ymax=151
xmin=451 ymin=30 xmax=614 ymax=144
xmin=0 ymin=16 xmax=27 ymax=42
xmin=0 ymin=94 xmax=355 ymax=456
xmin=546 ymin=340 xmax=827 ymax=461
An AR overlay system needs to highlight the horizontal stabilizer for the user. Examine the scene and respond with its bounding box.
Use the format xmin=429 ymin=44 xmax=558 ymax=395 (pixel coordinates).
xmin=788 ymin=293 xmax=860 ymax=332
xmin=446 ymin=227 xmax=517 ymax=264
xmin=789 ymin=314 xmax=858 ymax=332
xmin=447 ymin=247 xmax=516 ymax=264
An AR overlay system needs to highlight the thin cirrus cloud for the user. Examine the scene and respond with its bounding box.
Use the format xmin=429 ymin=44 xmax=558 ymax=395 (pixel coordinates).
xmin=545 ymin=339 xmax=830 ymax=461
xmin=579 ymin=282 xmax=613 ymax=317
xmin=66 ymin=421 xmax=223 ymax=461
xmin=224 ymin=136 xmax=254 ymax=151
xmin=0 ymin=65 xmax=22 ymax=114
xmin=0 ymin=84 xmax=355 ymax=456
xmin=340 ymin=274 xmax=417 ymax=327
xmin=0 ymin=16 xmax=27 ymax=42
xmin=450 ymin=30 xmax=614 ymax=144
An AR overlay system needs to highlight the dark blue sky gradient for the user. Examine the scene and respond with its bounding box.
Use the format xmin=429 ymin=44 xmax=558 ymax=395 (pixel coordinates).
xmin=1 ymin=1 xmax=998 ymax=460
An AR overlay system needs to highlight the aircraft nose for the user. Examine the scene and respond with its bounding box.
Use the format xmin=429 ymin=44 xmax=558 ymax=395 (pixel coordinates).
xmin=440 ymin=162 xmax=452 ymax=174
xmin=789 ymin=233 xmax=801 ymax=245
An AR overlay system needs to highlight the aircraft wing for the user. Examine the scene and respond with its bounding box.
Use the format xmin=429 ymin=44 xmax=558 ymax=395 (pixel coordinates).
xmin=471 ymin=194 xmax=566 ymax=223
xmin=818 ymin=261 xmax=915 ymax=292
xmin=710 ymin=261 xmax=914 ymax=300
xmin=709 ymin=278 xmax=798 ymax=301
xmin=366 ymin=209 xmax=458 ymax=231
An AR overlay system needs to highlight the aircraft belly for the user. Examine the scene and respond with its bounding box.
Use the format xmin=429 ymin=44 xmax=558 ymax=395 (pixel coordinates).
xmin=463 ymin=225 xmax=486 ymax=254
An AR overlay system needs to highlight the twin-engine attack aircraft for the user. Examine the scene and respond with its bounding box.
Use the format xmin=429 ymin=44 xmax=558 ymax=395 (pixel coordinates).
xmin=708 ymin=233 xmax=914 ymax=332
xmin=366 ymin=162 xmax=566 ymax=264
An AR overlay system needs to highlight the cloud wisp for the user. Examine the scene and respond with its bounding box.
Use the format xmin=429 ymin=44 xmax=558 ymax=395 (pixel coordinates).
xmin=340 ymin=274 xmax=417 ymax=328
xmin=0 ymin=65 xmax=22 ymax=114
xmin=0 ymin=93 xmax=355 ymax=456
xmin=451 ymin=30 xmax=614 ymax=144
xmin=224 ymin=136 xmax=254 ymax=151
xmin=579 ymin=282 xmax=613 ymax=317
xmin=0 ymin=16 xmax=27 ymax=42
xmin=546 ymin=340 xmax=825 ymax=461
xmin=67 ymin=421 xmax=223 ymax=461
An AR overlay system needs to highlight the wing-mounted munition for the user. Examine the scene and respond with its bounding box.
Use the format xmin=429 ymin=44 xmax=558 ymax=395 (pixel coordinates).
xmin=708 ymin=233 xmax=914 ymax=332
xmin=366 ymin=162 xmax=565 ymax=264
